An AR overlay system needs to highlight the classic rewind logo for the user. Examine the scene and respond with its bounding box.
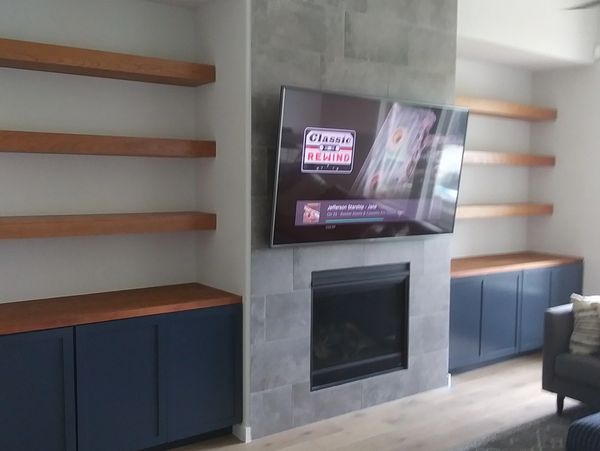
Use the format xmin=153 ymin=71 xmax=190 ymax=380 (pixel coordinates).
xmin=301 ymin=127 xmax=356 ymax=174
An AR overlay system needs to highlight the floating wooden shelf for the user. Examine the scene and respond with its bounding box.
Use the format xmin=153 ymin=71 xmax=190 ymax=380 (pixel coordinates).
xmin=463 ymin=150 xmax=555 ymax=167
xmin=451 ymin=251 xmax=583 ymax=278
xmin=456 ymin=96 xmax=557 ymax=122
xmin=0 ymin=37 xmax=215 ymax=86
xmin=456 ymin=203 xmax=553 ymax=219
xmin=0 ymin=130 xmax=215 ymax=158
xmin=0 ymin=212 xmax=216 ymax=239
xmin=0 ymin=283 xmax=241 ymax=336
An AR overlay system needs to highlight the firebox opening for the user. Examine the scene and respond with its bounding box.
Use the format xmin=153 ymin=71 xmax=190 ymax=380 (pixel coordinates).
xmin=311 ymin=263 xmax=410 ymax=391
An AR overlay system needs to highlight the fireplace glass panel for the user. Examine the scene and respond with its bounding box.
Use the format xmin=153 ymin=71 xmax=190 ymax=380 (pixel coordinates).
xmin=311 ymin=263 xmax=409 ymax=390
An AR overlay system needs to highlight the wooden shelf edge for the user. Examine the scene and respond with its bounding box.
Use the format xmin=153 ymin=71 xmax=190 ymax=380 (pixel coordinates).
xmin=0 ymin=37 xmax=215 ymax=86
xmin=463 ymin=150 xmax=555 ymax=167
xmin=456 ymin=203 xmax=553 ymax=219
xmin=0 ymin=212 xmax=216 ymax=239
xmin=0 ymin=130 xmax=215 ymax=158
xmin=0 ymin=283 xmax=242 ymax=336
xmin=456 ymin=96 xmax=557 ymax=122
xmin=451 ymin=251 xmax=583 ymax=278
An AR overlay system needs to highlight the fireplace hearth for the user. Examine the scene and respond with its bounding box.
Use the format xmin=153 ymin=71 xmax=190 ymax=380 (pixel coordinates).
xmin=311 ymin=263 xmax=410 ymax=390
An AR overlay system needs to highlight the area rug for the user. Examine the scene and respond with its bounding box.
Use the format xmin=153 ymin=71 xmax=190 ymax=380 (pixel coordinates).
xmin=457 ymin=405 xmax=596 ymax=451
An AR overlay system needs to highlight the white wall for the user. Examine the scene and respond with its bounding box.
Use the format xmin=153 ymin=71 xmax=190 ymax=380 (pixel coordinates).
xmin=531 ymin=63 xmax=600 ymax=293
xmin=458 ymin=0 xmax=598 ymax=69
xmin=195 ymin=0 xmax=250 ymax=297
xmin=0 ymin=0 xmax=200 ymax=302
xmin=452 ymin=59 xmax=533 ymax=257
xmin=194 ymin=0 xmax=251 ymax=438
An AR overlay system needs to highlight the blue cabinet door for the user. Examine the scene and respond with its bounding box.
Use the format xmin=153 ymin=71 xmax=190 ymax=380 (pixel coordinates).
xmin=166 ymin=305 xmax=242 ymax=442
xmin=449 ymin=276 xmax=483 ymax=371
xmin=76 ymin=316 xmax=167 ymax=451
xmin=0 ymin=327 xmax=76 ymax=451
xmin=551 ymin=262 xmax=583 ymax=307
xmin=481 ymin=272 xmax=520 ymax=360
xmin=520 ymin=268 xmax=551 ymax=352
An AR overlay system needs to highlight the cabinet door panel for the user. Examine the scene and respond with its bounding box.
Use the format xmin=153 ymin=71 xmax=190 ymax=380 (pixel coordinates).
xmin=481 ymin=272 xmax=519 ymax=360
xmin=449 ymin=277 xmax=483 ymax=371
xmin=76 ymin=316 xmax=166 ymax=451
xmin=0 ymin=328 xmax=76 ymax=451
xmin=166 ymin=305 xmax=242 ymax=442
xmin=551 ymin=262 xmax=583 ymax=307
xmin=521 ymin=268 xmax=551 ymax=352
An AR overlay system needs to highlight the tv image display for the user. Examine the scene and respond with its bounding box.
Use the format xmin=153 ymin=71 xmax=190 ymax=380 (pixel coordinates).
xmin=270 ymin=86 xmax=469 ymax=247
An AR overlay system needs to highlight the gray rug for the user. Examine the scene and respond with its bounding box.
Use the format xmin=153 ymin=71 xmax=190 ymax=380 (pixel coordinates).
xmin=458 ymin=405 xmax=596 ymax=451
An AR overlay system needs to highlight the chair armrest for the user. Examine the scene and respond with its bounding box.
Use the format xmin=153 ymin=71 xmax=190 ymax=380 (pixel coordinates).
xmin=543 ymin=304 xmax=574 ymax=389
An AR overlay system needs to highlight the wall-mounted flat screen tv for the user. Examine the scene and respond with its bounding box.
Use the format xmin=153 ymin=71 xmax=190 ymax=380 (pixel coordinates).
xmin=270 ymin=86 xmax=469 ymax=247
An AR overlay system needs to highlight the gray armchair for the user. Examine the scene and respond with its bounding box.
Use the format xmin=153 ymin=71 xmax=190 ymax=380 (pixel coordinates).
xmin=543 ymin=304 xmax=600 ymax=414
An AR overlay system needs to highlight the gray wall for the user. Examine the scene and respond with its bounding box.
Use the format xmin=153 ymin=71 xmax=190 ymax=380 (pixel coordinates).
xmin=249 ymin=0 xmax=458 ymax=439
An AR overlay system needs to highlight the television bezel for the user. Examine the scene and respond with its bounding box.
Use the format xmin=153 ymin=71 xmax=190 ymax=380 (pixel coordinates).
xmin=270 ymin=85 xmax=469 ymax=248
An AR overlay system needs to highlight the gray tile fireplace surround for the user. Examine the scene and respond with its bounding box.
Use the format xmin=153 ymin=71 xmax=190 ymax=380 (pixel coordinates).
xmin=249 ymin=0 xmax=457 ymax=439
xmin=249 ymin=237 xmax=451 ymax=438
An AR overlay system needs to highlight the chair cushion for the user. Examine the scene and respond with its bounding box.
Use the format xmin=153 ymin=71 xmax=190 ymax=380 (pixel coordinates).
xmin=567 ymin=412 xmax=600 ymax=451
xmin=555 ymin=353 xmax=600 ymax=389
xmin=570 ymin=294 xmax=600 ymax=355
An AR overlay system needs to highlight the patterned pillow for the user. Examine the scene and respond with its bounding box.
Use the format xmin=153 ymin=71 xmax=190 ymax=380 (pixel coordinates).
xmin=570 ymin=293 xmax=600 ymax=355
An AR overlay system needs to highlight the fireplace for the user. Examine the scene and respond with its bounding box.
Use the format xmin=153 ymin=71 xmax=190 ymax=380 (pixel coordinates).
xmin=310 ymin=263 xmax=410 ymax=390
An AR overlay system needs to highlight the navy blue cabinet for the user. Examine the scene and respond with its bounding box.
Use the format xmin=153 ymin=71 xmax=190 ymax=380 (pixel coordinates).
xmin=0 ymin=328 xmax=76 ymax=451
xmin=0 ymin=304 xmax=241 ymax=451
xmin=551 ymin=262 xmax=583 ymax=307
xmin=166 ymin=305 xmax=242 ymax=442
xmin=481 ymin=272 xmax=520 ymax=360
xmin=450 ymin=261 xmax=584 ymax=372
xmin=449 ymin=277 xmax=482 ymax=370
xmin=520 ymin=268 xmax=552 ymax=352
xmin=76 ymin=315 xmax=167 ymax=451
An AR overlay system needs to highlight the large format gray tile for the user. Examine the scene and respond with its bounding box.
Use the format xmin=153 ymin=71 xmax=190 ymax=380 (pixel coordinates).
xmin=406 ymin=26 xmax=456 ymax=75
xmin=409 ymin=271 xmax=450 ymax=317
xmin=365 ymin=0 xmax=457 ymax=33
xmin=363 ymin=239 xmax=424 ymax=272
xmin=265 ymin=289 xmax=311 ymax=341
xmin=362 ymin=367 xmax=418 ymax=407
xmin=293 ymin=243 xmax=366 ymax=289
xmin=409 ymin=311 xmax=449 ymax=356
xmin=388 ymin=65 xmax=456 ymax=104
xmin=321 ymin=56 xmax=390 ymax=98
xmin=250 ymin=337 xmax=310 ymax=392
xmin=251 ymin=248 xmax=294 ymax=296
xmin=254 ymin=1 xmax=335 ymax=55
xmin=252 ymin=46 xmax=322 ymax=97
xmin=292 ymin=380 xmax=363 ymax=426
xmin=250 ymin=296 xmax=266 ymax=345
xmin=344 ymin=11 xmax=411 ymax=66
xmin=250 ymin=386 xmax=293 ymax=439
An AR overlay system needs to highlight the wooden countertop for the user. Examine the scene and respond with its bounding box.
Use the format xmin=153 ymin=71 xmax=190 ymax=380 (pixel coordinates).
xmin=451 ymin=251 xmax=583 ymax=278
xmin=0 ymin=283 xmax=241 ymax=336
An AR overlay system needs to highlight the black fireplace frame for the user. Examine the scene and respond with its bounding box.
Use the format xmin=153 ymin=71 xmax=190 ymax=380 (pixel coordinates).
xmin=310 ymin=263 xmax=410 ymax=391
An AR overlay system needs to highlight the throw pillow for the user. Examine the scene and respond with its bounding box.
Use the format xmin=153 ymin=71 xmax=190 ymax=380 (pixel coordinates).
xmin=570 ymin=293 xmax=600 ymax=355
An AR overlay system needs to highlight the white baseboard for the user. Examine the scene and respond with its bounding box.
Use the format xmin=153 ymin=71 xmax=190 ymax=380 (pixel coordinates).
xmin=233 ymin=424 xmax=252 ymax=443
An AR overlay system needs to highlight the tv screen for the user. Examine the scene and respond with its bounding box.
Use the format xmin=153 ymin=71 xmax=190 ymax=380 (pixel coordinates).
xmin=271 ymin=86 xmax=468 ymax=247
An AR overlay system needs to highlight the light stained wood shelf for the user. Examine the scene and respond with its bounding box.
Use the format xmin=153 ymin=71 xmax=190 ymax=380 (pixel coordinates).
xmin=451 ymin=251 xmax=583 ymax=278
xmin=0 ymin=283 xmax=241 ymax=336
xmin=456 ymin=96 xmax=557 ymax=122
xmin=0 ymin=130 xmax=215 ymax=158
xmin=0 ymin=212 xmax=216 ymax=239
xmin=463 ymin=150 xmax=555 ymax=167
xmin=456 ymin=203 xmax=553 ymax=219
xmin=0 ymin=37 xmax=215 ymax=86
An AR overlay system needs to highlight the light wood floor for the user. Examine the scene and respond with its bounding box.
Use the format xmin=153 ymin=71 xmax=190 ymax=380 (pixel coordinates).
xmin=175 ymin=354 xmax=577 ymax=451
